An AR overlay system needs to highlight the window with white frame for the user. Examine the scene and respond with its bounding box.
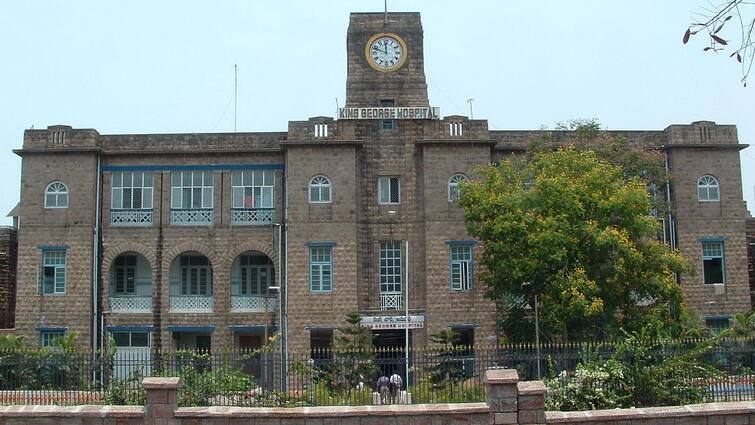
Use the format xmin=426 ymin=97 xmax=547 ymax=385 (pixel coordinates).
xmin=113 ymin=255 xmax=137 ymax=295
xmin=111 ymin=172 xmax=153 ymax=210
xmin=231 ymin=170 xmax=274 ymax=209
xmin=448 ymin=174 xmax=468 ymax=202
xmin=309 ymin=175 xmax=332 ymax=203
xmin=41 ymin=250 xmax=66 ymax=295
xmin=450 ymin=245 xmax=473 ymax=291
xmin=379 ymin=242 xmax=402 ymax=293
xmin=702 ymin=242 xmax=725 ymax=285
xmin=171 ymin=171 xmax=214 ymax=209
xmin=310 ymin=247 xmax=333 ymax=292
xmin=44 ymin=182 xmax=68 ymax=208
xmin=698 ymin=175 xmax=720 ymax=201
xmin=378 ymin=177 xmax=400 ymax=204
xmin=180 ymin=255 xmax=212 ymax=296
xmin=40 ymin=331 xmax=65 ymax=348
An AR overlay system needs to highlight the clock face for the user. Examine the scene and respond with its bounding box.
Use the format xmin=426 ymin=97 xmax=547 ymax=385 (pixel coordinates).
xmin=365 ymin=33 xmax=407 ymax=72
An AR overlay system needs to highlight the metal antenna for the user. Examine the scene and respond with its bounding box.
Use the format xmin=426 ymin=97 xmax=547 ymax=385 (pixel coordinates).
xmin=335 ymin=97 xmax=340 ymax=117
xmin=466 ymin=98 xmax=475 ymax=119
xmin=234 ymin=64 xmax=238 ymax=132
xmin=384 ymin=0 xmax=388 ymax=25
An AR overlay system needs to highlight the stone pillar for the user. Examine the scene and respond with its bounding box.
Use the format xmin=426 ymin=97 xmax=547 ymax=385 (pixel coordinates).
xmin=142 ymin=376 xmax=180 ymax=425
xmin=484 ymin=368 xmax=520 ymax=425
xmin=517 ymin=381 xmax=547 ymax=425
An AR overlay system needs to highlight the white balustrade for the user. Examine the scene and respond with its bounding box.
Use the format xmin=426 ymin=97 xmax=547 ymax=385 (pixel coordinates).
xmin=110 ymin=296 xmax=152 ymax=313
xmin=380 ymin=293 xmax=403 ymax=310
xmin=171 ymin=209 xmax=213 ymax=225
xmin=230 ymin=295 xmax=277 ymax=312
xmin=111 ymin=209 xmax=153 ymax=226
xmin=170 ymin=296 xmax=213 ymax=312
xmin=231 ymin=208 xmax=275 ymax=225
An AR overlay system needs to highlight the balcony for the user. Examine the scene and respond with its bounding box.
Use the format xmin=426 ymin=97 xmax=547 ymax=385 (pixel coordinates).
xmin=171 ymin=209 xmax=213 ymax=225
xmin=111 ymin=209 xmax=153 ymax=226
xmin=380 ymin=293 xmax=404 ymax=311
xmin=110 ymin=296 xmax=152 ymax=313
xmin=231 ymin=208 xmax=275 ymax=225
xmin=170 ymin=296 xmax=213 ymax=313
xmin=230 ymin=295 xmax=277 ymax=312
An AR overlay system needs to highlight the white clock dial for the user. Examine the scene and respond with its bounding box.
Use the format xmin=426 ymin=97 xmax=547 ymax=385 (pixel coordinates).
xmin=365 ymin=33 xmax=407 ymax=72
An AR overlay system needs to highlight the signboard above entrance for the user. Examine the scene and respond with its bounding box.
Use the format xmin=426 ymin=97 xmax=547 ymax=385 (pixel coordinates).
xmin=338 ymin=107 xmax=440 ymax=120
xmin=361 ymin=315 xmax=425 ymax=330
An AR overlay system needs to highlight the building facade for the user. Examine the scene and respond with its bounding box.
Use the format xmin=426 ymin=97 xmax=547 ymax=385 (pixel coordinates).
xmin=0 ymin=226 xmax=17 ymax=329
xmin=8 ymin=12 xmax=752 ymax=355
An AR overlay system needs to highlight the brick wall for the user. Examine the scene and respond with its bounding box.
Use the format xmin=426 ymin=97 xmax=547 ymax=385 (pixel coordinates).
xmin=0 ymin=227 xmax=17 ymax=329
xmin=747 ymin=218 xmax=755 ymax=308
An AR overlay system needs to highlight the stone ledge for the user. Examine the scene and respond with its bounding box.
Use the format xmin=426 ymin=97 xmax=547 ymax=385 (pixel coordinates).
xmin=142 ymin=377 xmax=181 ymax=389
xmin=175 ymin=403 xmax=490 ymax=418
xmin=0 ymin=405 xmax=144 ymax=417
xmin=545 ymin=401 xmax=755 ymax=423
xmin=485 ymin=368 xmax=520 ymax=385
xmin=517 ymin=381 xmax=546 ymax=396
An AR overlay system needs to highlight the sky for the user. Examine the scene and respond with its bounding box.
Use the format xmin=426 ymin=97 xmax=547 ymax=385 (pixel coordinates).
xmin=1 ymin=1 xmax=753 ymax=225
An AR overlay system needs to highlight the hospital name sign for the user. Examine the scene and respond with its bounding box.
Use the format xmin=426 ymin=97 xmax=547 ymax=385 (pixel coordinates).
xmin=338 ymin=106 xmax=440 ymax=120
xmin=360 ymin=315 xmax=425 ymax=330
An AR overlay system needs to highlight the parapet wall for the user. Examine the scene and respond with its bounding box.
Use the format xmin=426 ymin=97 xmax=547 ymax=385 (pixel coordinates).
xmin=1 ymin=370 xmax=753 ymax=425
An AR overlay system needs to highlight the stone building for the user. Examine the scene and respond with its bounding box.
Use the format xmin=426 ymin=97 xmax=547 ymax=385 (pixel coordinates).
xmin=7 ymin=12 xmax=752 ymax=356
xmin=0 ymin=226 xmax=18 ymax=329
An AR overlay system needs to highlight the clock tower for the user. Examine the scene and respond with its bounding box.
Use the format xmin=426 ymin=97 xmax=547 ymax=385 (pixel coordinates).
xmin=345 ymin=12 xmax=429 ymax=107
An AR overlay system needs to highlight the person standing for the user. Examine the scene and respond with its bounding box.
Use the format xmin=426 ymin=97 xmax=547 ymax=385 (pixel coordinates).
xmin=389 ymin=371 xmax=403 ymax=404
xmin=377 ymin=374 xmax=390 ymax=404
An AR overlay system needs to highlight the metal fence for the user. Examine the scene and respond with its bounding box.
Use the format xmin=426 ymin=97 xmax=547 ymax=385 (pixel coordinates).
xmin=0 ymin=338 xmax=753 ymax=407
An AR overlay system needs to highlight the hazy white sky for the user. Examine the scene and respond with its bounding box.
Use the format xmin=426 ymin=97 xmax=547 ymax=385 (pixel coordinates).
xmin=1 ymin=1 xmax=753 ymax=225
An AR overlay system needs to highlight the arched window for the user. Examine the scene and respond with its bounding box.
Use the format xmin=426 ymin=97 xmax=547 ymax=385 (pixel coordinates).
xmin=309 ymin=175 xmax=332 ymax=203
xmin=698 ymin=175 xmax=720 ymax=201
xmin=45 ymin=182 xmax=68 ymax=208
xmin=448 ymin=174 xmax=468 ymax=202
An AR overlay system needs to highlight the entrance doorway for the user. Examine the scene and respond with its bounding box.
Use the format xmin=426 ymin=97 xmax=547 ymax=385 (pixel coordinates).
xmin=372 ymin=329 xmax=412 ymax=380
xmin=238 ymin=333 xmax=263 ymax=377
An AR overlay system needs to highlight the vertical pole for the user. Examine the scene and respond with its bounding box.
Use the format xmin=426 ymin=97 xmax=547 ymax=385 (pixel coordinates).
xmin=467 ymin=98 xmax=474 ymax=119
xmin=404 ymin=240 xmax=409 ymax=394
xmin=534 ymin=294 xmax=540 ymax=380
xmin=384 ymin=0 xmax=388 ymax=25
xmin=234 ymin=64 xmax=238 ymax=133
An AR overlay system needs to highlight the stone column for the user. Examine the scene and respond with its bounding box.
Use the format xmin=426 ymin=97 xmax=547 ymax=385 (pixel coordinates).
xmin=142 ymin=376 xmax=180 ymax=425
xmin=517 ymin=381 xmax=547 ymax=425
xmin=484 ymin=368 xmax=520 ymax=425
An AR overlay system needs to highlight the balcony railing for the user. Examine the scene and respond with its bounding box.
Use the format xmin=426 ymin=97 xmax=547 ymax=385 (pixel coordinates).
xmin=380 ymin=292 xmax=404 ymax=310
xmin=111 ymin=209 xmax=153 ymax=226
xmin=171 ymin=209 xmax=213 ymax=225
xmin=170 ymin=295 xmax=213 ymax=312
xmin=110 ymin=295 xmax=152 ymax=313
xmin=231 ymin=208 xmax=275 ymax=225
xmin=230 ymin=295 xmax=277 ymax=312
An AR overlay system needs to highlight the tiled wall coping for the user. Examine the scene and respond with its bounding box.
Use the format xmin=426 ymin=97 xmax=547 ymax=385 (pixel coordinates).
xmin=0 ymin=404 xmax=144 ymax=417
xmin=175 ymin=402 xmax=490 ymax=418
xmin=546 ymin=401 xmax=755 ymax=423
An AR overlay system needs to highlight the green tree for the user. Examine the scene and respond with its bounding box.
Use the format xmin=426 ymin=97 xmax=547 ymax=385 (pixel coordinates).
xmin=459 ymin=147 xmax=689 ymax=341
xmin=332 ymin=312 xmax=377 ymax=395
xmin=729 ymin=308 xmax=755 ymax=337
xmin=427 ymin=329 xmax=465 ymax=386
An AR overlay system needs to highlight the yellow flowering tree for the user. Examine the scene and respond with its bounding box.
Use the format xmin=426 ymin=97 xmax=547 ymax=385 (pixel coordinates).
xmin=459 ymin=147 xmax=689 ymax=341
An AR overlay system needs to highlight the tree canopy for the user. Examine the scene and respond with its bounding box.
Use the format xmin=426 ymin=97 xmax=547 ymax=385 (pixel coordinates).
xmin=459 ymin=147 xmax=690 ymax=342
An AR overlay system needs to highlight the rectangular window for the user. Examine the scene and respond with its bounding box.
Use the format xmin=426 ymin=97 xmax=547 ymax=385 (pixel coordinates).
xmin=114 ymin=255 xmax=137 ymax=294
xmin=112 ymin=331 xmax=150 ymax=347
xmin=180 ymin=256 xmax=212 ymax=296
xmin=380 ymin=99 xmax=395 ymax=130
xmin=705 ymin=317 xmax=731 ymax=334
xmin=310 ymin=329 xmax=334 ymax=364
xmin=111 ymin=172 xmax=153 ymax=210
xmin=41 ymin=250 xmax=66 ymax=295
xmin=40 ymin=331 xmax=65 ymax=348
xmin=239 ymin=255 xmax=274 ymax=296
xmin=379 ymin=241 xmax=402 ymax=293
xmin=378 ymin=177 xmax=400 ymax=204
xmin=231 ymin=170 xmax=275 ymax=209
xmin=310 ymin=247 xmax=333 ymax=292
xmin=450 ymin=245 xmax=473 ymax=291
xmin=702 ymin=242 xmax=725 ymax=285
xmin=171 ymin=171 xmax=214 ymax=209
